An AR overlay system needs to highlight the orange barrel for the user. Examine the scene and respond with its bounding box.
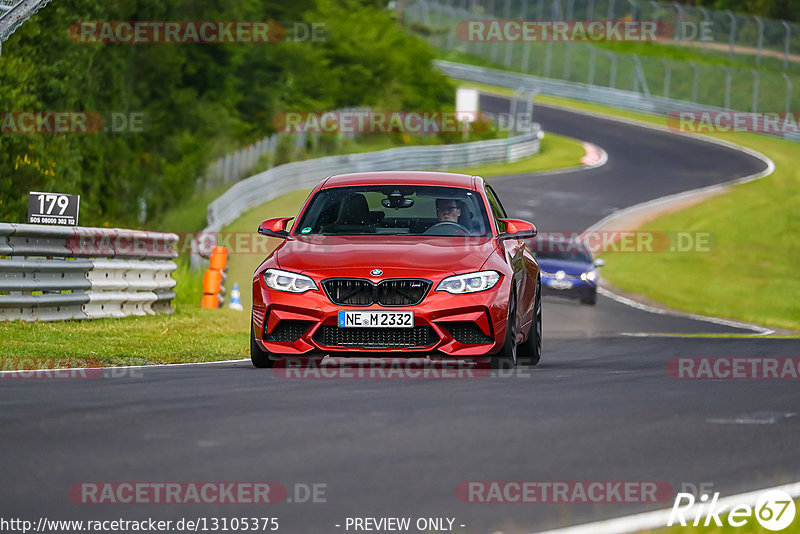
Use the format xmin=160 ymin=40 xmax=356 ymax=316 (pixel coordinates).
xmin=202 ymin=268 xmax=223 ymax=295
xmin=209 ymin=246 xmax=229 ymax=271
xmin=201 ymin=294 xmax=220 ymax=309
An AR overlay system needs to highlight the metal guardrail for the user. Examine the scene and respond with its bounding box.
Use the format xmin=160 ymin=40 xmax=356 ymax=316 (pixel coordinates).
xmin=0 ymin=223 xmax=178 ymax=321
xmin=191 ymin=130 xmax=542 ymax=267
xmin=436 ymin=60 xmax=800 ymax=143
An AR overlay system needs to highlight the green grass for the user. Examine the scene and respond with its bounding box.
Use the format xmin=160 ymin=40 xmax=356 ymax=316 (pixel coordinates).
xmin=0 ymin=307 xmax=248 ymax=366
xmin=446 ymin=132 xmax=586 ymax=176
xmin=497 ymin=91 xmax=800 ymax=332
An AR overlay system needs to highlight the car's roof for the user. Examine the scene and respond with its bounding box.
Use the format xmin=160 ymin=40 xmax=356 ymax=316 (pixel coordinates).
xmin=321 ymin=171 xmax=480 ymax=189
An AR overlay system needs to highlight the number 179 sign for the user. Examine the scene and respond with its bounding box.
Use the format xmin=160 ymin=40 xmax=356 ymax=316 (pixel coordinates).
xmin=28 ymin=192 xmax=80 ymax=226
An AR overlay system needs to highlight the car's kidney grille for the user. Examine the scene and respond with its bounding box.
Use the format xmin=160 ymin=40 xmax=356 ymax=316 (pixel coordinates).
xmin=315 ymin=325 xmax=438 ymax=348
xmin=323 ymin=279 xmax=431 ymax=306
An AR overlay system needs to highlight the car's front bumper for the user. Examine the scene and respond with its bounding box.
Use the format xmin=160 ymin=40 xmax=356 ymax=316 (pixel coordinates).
xmin=252 ymin=275 xmax=511 ymax=357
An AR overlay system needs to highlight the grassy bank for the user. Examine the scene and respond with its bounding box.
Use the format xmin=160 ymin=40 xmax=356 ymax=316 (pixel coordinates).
xmin=510 ymin=94 xmax=799 ymax=332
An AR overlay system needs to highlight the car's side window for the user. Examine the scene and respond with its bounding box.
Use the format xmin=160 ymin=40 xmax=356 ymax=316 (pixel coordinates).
xmin=485 ymin=184 xmax=507 ymax=233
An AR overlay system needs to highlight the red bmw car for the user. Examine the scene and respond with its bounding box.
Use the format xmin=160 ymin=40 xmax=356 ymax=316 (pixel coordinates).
xmin=251 ymin=171 xmax=542 ymax=369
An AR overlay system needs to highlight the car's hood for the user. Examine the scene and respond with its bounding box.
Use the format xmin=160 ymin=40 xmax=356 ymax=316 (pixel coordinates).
xmin=536 ymin=258 xmax=592 ymax=277
xmin=274 ymin=235 xmax=498 ymax=278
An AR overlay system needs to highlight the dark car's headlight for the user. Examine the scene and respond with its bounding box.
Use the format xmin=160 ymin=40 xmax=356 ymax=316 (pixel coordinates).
xmin=435 ymin=271 xmax=500 ymax=294
xmin=580 ymin=270 xmax=597 ymax=282
xmin=263 ymin=269 xmax=317 ymax=293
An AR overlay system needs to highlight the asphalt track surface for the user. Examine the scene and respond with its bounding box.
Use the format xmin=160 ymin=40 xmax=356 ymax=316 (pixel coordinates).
xmin=2 ymin=97 xmax=799 ymax=534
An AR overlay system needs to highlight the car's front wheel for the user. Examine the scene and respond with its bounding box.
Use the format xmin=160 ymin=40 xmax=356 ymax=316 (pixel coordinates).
xmin=491 ymin=291 xmax=518 ymax=370
xmin=518 ymin=277 xmax=542 ymax=366
xmin=250 ymin=322 xmax=275 ymax=368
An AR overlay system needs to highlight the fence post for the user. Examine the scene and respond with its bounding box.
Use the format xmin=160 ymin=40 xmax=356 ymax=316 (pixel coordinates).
xmin=627 ymin=0 xmax=637 ymax=21
xmin=587 ymin=0 xmax=595 ymax=20
xmin=632 ymin=54 xmax=650 ymax=95
xmin=726 ymin=10 xmax=737 ymax=59
xmin=587 ymin=44 xmax=596 ymax=86
xmin=563 ymin=42 xmax=573 ymax=80
xmin=544 ymin=40 xmax=553 ymax=77
xmin=723 ymin=66 xmax=731 ymax=109
xmin=782 ymin=21 xmax=791 ymax=72
xmin=750 ymin=69 xmax=760 ymax=112
xmin=606 ymin=51 xmax=617 ymax=88
xmin=662 ymin=58 xmax=671 ymax=98
xmin=783 ymin=72 xmax=792 ymax=115
xmin=690 ymin=61 xmax=699 ymax=103
xmin=754 ymin=16 xmax=763 ymax=66
xmin=698 ymin=7 xmax=710 ymax=53
xmin=673 ymin=2 xmax=685 ymax=41
xmin=606 ymin=0 xmax=615 ymax=20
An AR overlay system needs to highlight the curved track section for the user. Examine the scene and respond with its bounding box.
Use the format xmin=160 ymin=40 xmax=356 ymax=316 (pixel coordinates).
xmin=1 ymin=99 xmax=797 ymax=534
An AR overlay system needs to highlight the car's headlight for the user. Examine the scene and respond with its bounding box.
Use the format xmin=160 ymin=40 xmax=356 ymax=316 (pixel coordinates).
xmin=580 ymin=270 xmax=597 ymax=282
xmin=263 ymin=269 xmax=317 ymax=293
xmin=436 ymin=271 xmax=500 ymax=294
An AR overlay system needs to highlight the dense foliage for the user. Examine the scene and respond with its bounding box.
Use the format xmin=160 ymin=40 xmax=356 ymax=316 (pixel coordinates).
xmin=688 ymin=0 xmax=800 ymax=22
xmin=0 ymin=0 xmax=452 ymax=226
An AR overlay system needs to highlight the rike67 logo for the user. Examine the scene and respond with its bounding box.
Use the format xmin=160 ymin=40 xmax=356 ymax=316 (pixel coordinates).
xmin=669 ymin=489 xmax=796 ymax=531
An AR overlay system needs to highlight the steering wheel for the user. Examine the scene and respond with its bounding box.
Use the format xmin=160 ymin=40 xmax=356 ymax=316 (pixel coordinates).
xmin=424 ymin=221 xmax=469 ymax=235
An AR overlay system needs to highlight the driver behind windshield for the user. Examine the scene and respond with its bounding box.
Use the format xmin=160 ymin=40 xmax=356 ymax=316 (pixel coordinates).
xmin=435 ymin=198 xmax=461 ymax=223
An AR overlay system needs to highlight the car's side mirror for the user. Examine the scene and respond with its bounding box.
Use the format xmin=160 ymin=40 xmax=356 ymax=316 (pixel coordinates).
xmin=497 ymin=218 xmax=537 ymax=241
xmin=594 ymin=258 xmax=606 ymax=267
xmin=258 ymin=217 xmax=294 ymax=239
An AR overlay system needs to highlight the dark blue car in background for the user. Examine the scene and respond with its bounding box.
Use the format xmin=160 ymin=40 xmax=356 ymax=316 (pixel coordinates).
xmin=534 ymin=237 xmax=605 ymax=305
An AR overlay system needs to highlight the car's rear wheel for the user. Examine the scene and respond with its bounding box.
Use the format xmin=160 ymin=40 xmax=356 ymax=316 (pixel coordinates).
xmin=251 ymin=322 xmax=275 ymax=368
xmin=518 ymin=277 xmax=542 ymax=366
xmin=491 ymin=291 xmax=518 ymax=370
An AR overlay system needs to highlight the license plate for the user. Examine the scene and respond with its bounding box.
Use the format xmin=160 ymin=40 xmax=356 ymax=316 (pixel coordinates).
xmin=338 ymin=311 xmax=414 ymax=328
xmin=548 ymin=279 xmax=573 ymax=290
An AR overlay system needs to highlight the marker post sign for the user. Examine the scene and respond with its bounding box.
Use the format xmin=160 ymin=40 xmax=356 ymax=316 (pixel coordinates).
xmin=28 ymin=192 xmax=80 ymax=226
xmin=456 ymin=87 xmax=480 ymax=141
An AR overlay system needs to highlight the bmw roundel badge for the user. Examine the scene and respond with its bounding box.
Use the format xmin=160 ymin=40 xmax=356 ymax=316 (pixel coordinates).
xmin=370 ymin=269 xmax=383 ymax=276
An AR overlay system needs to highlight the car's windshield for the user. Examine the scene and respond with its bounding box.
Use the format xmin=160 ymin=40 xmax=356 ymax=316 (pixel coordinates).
xmin=294 ymin=185 xmax=491 ymax=236
xmin=534 ymin=243 xmax=593 ymax=263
